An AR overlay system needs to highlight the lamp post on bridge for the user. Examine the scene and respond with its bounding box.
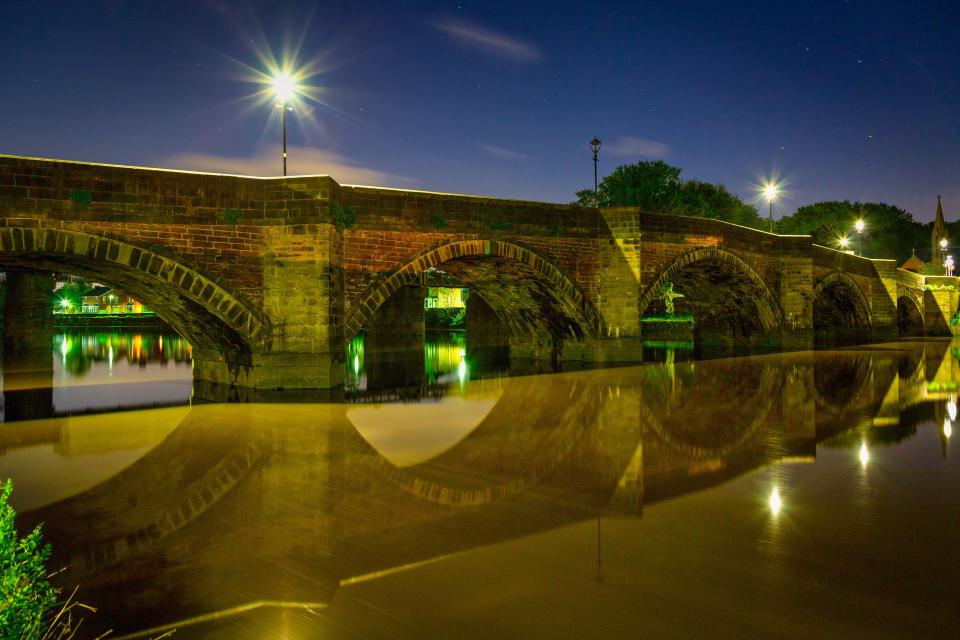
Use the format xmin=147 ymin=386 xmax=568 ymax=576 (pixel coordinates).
xmin=763 ymin=181 xmax=780 ymax=233
xmin=855 ymin=218 xmax=865 ymax=256
xmin=272 ymin=72 xmax=297 ymax=176
xmin=590 ymin=137 xmax=602 ymax=204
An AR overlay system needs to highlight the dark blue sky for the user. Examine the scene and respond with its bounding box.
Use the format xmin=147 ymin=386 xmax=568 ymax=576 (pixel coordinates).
xmin=2 ymin=1 xmax=958 ymax=221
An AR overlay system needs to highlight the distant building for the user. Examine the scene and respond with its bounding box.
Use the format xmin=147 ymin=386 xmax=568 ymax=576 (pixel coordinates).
xmin=80 ymin=286 xmax=147 ymax=314
xmin=900 ymin=248 xmax=925 ymax=273
xmin=932 ymin=195 xmax=948 ymax=263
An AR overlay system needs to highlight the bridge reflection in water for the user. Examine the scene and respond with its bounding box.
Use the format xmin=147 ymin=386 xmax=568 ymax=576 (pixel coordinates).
xmin=1 ymin=341 xmax=959 ymax=638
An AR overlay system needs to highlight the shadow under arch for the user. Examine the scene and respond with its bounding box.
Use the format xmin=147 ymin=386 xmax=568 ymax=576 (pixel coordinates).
xmin=638 ymin=247 xmax=783 ymax=339
xmin=344 ymin=239 xmax=605 ymax=345
xmin=809 ymin=352 xmax=876 ymax=414
xmin=636 ymin=359 xmax=783 ymax=460
xmin=344 ymin=373 xmax=617 ymax=508
xmin=812 ymin=272 xmax=873 ymax=344
xmin=0 ymin=226 xmax=267 ymax=354
xmin=897 ymin=294 xmax=924 ymax=337
xmin=17 ymin=404 xmax=271 ymax=584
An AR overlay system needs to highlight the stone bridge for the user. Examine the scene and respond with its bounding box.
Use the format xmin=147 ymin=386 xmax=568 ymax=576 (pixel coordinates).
xmin=0 ymin=154 xmax=955 ymax=397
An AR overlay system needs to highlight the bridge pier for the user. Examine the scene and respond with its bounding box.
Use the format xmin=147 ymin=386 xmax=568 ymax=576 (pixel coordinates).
xmin=3 ymin=270 xmax=55 ymax=420
xmin=193 ymin=223 xmax=346 ymax=402
xmin=922 ymin=276 xmax=960 ymax=336
xmin=870 ymin=260 xmax=900 ymax=342
xmin=778 ymin=253 xmax=815 ymax=352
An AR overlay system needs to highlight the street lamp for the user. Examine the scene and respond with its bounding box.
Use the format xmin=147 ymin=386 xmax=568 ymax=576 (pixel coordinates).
xmin=272 ymin=72 xmax=297 ymax=176
xmin=940 ymin=237 xmax=949 ymax=268
xmin=854 ymin=218 xmax=865 ymax=256
xmin=838 ymin=236 xmax=850 ymax=252
xmin=763 ymin=182 xmax=779 ymax=233
xmin=590 ymin=137 xmax=602 ymax=201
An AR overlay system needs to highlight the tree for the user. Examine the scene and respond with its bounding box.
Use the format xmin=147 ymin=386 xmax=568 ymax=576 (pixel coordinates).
xmin=0 ymin=480 xmax=58 ymax=639
xmin=55 ymin=278 xmax=91 ymax=313
xmin=776 ymin=201 xmax=926 ymax=263
xmin=575 ymin=160 xmax=762 ymax=228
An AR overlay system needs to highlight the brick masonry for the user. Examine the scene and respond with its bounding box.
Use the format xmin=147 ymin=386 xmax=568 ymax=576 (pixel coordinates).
xmin=0 ymin=154 xmax=953 ymax=394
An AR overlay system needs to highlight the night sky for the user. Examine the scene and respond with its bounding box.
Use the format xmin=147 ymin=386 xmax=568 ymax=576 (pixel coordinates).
xmin=2 ymin=1 xmax=958 ymax=221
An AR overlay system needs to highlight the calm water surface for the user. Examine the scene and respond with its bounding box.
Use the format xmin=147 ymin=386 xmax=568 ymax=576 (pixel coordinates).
xmin=0 ymin=336 xmax=958 ymax=638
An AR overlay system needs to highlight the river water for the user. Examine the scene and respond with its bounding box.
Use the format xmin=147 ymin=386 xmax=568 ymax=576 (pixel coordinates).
xmin=0 ymin=332 xmax=958 ymax=638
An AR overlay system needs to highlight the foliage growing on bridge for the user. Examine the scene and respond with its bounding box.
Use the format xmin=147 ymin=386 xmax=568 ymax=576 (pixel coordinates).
xmin=575 ymin=160 xmax=762 ymax=228
xmin=219 ymin=208 xmax=243 ymax=224
xmin=430 ymin=213 xmax=447 ymax=230
xmin=331 ymin=201 xmax=357 ymax=230
xmin=68 ymin=189 xmax=91 ymax=207
xmin=0 ymin=480 xmax=57 ymax=639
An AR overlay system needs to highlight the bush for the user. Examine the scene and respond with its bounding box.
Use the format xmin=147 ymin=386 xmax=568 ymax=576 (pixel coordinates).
xmin=0 ymin=480 xmax=58 ymax=639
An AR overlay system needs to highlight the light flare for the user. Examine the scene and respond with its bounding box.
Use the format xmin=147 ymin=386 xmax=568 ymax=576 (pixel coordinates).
xmin=944 ymin=418 xmax=953 ymax=439
xmin=769 ymin=487 xmax=782 ymax=515
xmin=272 ymin=72 xmax=296 ymax=103
xmin=858 ymin=442 xmax=870 ymax=467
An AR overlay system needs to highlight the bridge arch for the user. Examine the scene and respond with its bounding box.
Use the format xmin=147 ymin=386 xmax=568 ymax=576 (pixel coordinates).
xmin=638 ymin=247 xmax=783 ymax=336
xmin=0 ymin=226 xmax=267 ymax=354
xmin=345 ymin=239 xmax=604 ymax=344
xmin=812 ymin=272 xmax=872 ymax=341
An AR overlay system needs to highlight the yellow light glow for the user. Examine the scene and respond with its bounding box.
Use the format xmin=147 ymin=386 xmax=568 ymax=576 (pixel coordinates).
xmin=941 ymin=238 xmax=949 ymax=250
xmin=854 ymin=219 xmax=865 ymax=233
xmin=272 ymin=72 xmax=296 ymax=102
xmin=839 ymin=236 xmax=850 ymax=249
xmin=858 ymin=442 xmax=870 ymax=467
xmin=769 ymin=487 xmax=782 ymax=515
xmin=944 ymin=418 xmax=952 ymax=439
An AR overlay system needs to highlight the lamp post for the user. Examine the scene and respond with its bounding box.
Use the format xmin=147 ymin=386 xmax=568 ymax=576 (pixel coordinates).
xmin=272 ymin=72 xmax=296 ymax=176
xmin=763 ymin=182 xmax=779 ymax=233
xmin=854 ymin=218 xmax=865 ymax=256
xmin=590 ymin=137 xmax=602 ymax=202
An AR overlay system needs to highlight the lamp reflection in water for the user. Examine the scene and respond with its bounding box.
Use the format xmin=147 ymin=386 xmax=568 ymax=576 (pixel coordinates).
xmin=947 ymin=396 xmax=957 ymax=422
xmin=768 ymin=486 xmax=783 ymax=516
xmin=944 ymin=418 xmax=952 ymax=439
xmin=858 ymin=442 xmax=870 ymax=468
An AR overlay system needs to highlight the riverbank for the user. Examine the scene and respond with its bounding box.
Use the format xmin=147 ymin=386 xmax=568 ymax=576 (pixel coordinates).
xmin=53 ymin=313 xmax=173 ymax=332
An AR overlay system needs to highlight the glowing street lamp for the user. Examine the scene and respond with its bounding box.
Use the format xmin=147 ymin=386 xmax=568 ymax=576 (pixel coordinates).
xmin=838 ymin=236 xmax=850 ymax=252
xmin=854 ymin=218 xmax=865 ymax=256
xmin=940 ymin=237 xmax=949 ymax=268
xmin=763 ymin=182 xmax=780 ymax=233
xmin=272 ymin=71 xmax=297 ymax=176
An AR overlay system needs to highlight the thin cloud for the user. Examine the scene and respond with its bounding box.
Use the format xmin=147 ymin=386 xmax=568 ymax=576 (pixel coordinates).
xmin=433 ymin=18 xmax=542 ymax=64
xmin=477 ymin=143 xmax=530 ymax=160
xmin=159 ymin=146 xmax=410 ymax=186
xmin=604 ymin=136 xmax=671 ymax=159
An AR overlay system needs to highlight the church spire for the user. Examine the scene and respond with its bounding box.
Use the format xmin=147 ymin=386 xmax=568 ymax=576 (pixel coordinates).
xmin=933 ymin=195 xmax=948 ymax=262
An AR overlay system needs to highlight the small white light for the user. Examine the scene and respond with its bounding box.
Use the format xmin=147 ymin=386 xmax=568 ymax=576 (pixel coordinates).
xmin=944 ymin=419 xmax=953 ymax=439
xmin=769 ymin=487 xmax=782 ymax=515
xmin=947 ymin=399 xmax=957 ymax=422
xmin=858 ymin=442 xmax=870 ymax=467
